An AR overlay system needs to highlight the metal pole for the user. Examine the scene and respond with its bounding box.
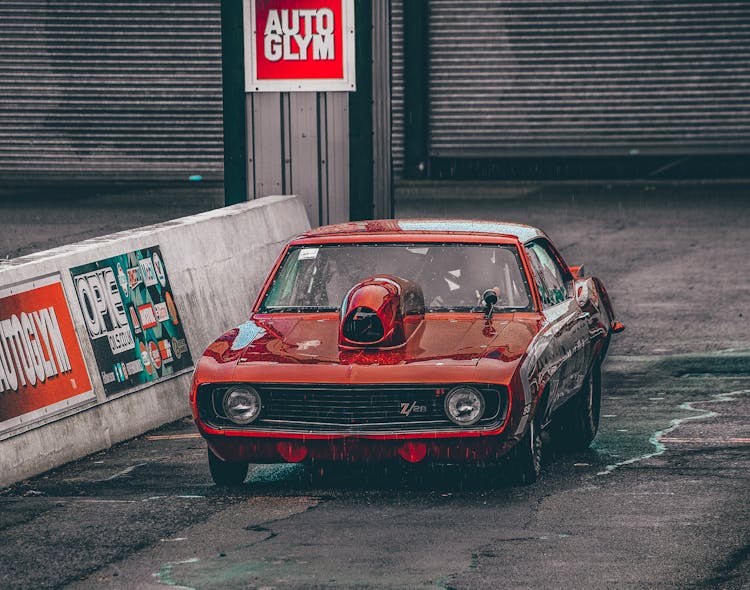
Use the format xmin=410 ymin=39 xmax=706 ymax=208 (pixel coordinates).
xmin=348 ymin=0 xmax=374 ymax=220
xmin=221 ymin=0 xmax=249 ymax=206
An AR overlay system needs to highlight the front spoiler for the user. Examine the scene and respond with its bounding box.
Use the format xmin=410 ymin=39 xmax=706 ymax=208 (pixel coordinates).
xmin=204 ymin=431 xmax=518 ymax=465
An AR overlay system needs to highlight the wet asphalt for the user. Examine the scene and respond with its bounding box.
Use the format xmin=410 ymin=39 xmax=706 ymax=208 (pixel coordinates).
xmin=0 ymin=183 xmax=749 ymax=589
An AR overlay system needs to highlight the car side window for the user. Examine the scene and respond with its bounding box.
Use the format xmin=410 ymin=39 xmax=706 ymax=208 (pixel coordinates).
xmin=525 ymin=242 xmax=569 ymax=308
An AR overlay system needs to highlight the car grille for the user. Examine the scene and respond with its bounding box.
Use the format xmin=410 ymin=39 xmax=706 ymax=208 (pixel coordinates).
xmin=197 ymin=383 xmax=507 ymax=433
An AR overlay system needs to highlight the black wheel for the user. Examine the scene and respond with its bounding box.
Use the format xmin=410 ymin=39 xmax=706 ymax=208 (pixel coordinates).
xmin=207 ymin=447 xmax=248 ymax=486
xmin=559 ymin=359 xmax=602 ymax=450
xmin=506 ymin=417 xmax=543 ymax=485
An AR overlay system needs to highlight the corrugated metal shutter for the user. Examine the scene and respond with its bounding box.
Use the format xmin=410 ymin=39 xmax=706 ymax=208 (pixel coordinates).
xmin=429 ymin=0 xmax=750 ymax=157
xmin=0 ymin=0 xmax=223 ymax=180
xmin=390 ymin=0 xmax=406 ymax=180
xmin=372 ymin=1 xmax=393 ymax=216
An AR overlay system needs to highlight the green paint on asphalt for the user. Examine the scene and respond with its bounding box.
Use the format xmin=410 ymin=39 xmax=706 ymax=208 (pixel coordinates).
xmin=594 ymin=352 xmax=750 ymax=475
xmin=153 ymin=557 xmax=199 ymax=590
xmin=248 ymin=463 xmax=303 ymax=483
xmin=153 ymin=556 xmax=299 ymax=589
xmin=597 ymin=389 xmax=748 ymax=475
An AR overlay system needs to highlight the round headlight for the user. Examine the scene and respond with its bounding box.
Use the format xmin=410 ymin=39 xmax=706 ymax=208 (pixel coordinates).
xmin=223 ymin=386 xmax=261 ymax=425
xmin=444 ymin=386 xmax=485 ymax=426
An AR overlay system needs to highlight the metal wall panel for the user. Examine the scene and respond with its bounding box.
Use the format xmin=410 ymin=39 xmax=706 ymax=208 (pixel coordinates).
xmin=248 ymin=92 xmax=349 ymax=225
xmin=0 ymin=0 xmax=224 ymax=180
xmin=250 ymin=93 xmax=284 ymax=197
xmin=324 ymin=93 xmax=351 ymax=224
xmin=289 ymin=93 xmax=322 ymax=224
xmin=429 ymin=0 xmax=750 ymax=157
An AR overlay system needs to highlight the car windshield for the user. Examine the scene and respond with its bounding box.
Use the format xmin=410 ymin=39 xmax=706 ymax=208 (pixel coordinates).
xmin=260 ymin=243 xmax=532 ymax=313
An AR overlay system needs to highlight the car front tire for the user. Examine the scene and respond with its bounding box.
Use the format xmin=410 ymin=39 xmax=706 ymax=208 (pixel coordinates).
xmin=506 ymin=417 xmax=543 ymax=485
xmin=559 ymin=359 xmax=602 ymax=450
xmin=207 ymin=447 xmax=248 ymax=486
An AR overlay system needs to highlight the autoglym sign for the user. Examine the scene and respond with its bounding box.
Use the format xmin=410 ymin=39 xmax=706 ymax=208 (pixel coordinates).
xmin=245 ymin=0 xmax=356 ymax=92
xmin=0 ymin=275 xmax=94 ymax=437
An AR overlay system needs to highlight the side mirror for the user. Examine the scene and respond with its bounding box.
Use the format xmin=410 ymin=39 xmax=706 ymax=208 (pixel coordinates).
xmin=569 ymin=265 xmax=585 ymax=278
xmin=575 ymin=280 xmax=589 ymax=308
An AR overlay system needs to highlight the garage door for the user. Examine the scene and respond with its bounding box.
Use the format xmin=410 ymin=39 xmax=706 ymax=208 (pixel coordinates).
xmin=428 ymin=0 xmax=750 ymax=158
xmin=0 ymin=1 xmax=223 ymax=180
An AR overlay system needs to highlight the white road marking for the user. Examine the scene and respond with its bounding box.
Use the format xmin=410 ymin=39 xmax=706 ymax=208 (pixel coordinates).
xmin=145 ymin=433 xmax=200 ymax=440
xmin=96 ymin=463 xmax=147 ymax=482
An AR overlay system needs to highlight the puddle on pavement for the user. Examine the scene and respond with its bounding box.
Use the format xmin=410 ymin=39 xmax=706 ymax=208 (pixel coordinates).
xmin=592 ymin=352 xmax=750 ymax=474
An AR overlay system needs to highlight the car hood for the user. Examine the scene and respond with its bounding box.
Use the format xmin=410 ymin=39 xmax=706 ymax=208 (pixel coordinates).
xmin=196 ymin=314 xmax=542 ymax=385
xmin=202 ymin=313 xmax=539 ymax=372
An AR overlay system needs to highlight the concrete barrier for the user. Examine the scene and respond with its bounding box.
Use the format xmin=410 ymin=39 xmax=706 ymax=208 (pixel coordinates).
xmin=0 ymin=195 xmax=310 ymax=488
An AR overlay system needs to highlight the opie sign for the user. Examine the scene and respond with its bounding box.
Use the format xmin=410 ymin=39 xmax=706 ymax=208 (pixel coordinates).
xmin=245 ymin=0 xmax=356 ymax=92
xmin=70 ymin=246 xmax=193 ymax=396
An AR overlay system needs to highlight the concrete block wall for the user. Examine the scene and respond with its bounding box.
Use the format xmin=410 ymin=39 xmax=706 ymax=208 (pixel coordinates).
xmin=0 ymin=195 xmax=310 ymax=488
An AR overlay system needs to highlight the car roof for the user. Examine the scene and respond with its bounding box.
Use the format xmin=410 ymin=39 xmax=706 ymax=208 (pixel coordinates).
xmin=300 ymin=219 xmax=545 ymax=243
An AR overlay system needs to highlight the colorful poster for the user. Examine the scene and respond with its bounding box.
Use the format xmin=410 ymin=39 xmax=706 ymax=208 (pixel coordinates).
xmin=246 ymin=0 xmax=356 ymax=92
xmin=0 ymin=275 xmax=94 ymax=435
xmin=70 ymin=246 xmax=193 ymax=396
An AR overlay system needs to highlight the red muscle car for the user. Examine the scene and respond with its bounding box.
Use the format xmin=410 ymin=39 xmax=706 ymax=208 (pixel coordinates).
xmin=190 ymin=220 xmax=623 ymax=485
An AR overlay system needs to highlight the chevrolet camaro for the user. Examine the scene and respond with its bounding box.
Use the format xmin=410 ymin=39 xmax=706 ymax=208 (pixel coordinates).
xmin=190 ymin=220 xmax=623 ymax=485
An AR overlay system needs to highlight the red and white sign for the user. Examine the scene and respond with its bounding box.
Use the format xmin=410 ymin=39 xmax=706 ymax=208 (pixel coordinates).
xmin=0 ymin=276 xmax=94 ymax=436
xmin=148 ymin=341 xmax=162 ymax=371
xmin=245 ymin=0 xmax=356 ymax=92
xmin=137 ymin=304 xmax=158 ymax=330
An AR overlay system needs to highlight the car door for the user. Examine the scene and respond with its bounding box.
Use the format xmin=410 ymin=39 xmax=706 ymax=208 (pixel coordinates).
xmin=525 ymin=240 xmax=591 ymax=417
